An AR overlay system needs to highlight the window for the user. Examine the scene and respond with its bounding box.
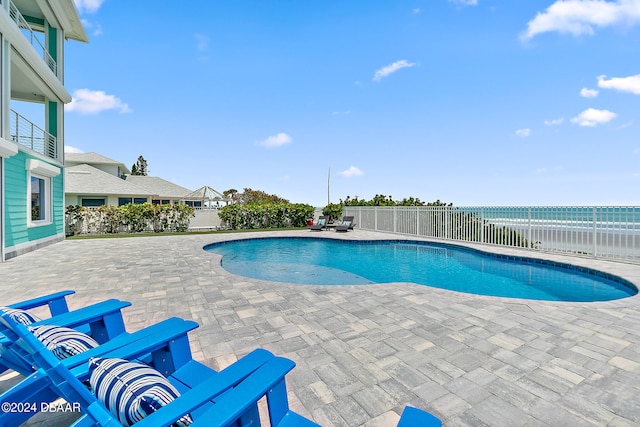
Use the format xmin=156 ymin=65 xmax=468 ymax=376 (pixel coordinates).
xmin=31 ymin=176 xmax=46 ymax=220
xmin=119 ymin=197 xmax=147 ymax=206
xmin=29 ymin=174 xmax=51 ymax=225
xmin=185 ymin=201 xmax=202 ymax=208
xmin=81 ymin=198 xmax=106 ymax=207
xmin=152 ymin=199 xmax=171 ymax=205
xmin=26 ymin=159 xmax=59 ymax=226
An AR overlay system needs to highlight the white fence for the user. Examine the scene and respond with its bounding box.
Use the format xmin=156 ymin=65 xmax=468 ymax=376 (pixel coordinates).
xmin=343 ymin=206 xmax=640 ymax=263
xmin=189 ymin=208 xmax=224 ymax=230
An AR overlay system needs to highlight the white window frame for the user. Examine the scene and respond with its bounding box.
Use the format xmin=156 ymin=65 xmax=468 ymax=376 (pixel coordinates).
xmin=26 ymin=159 xmax=59 ymax=227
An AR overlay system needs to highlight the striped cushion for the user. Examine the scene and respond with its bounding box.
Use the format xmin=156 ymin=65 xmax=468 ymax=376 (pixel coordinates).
xmin=28 ymin=325 xmax=99 ymax=360
xmin=89 ymin=358 xmax=193 ymax=427
xmin=1 ymin=307 xmax=41 ymax=325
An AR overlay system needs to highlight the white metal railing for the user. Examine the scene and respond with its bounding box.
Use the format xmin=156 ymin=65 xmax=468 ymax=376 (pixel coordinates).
xmin=10 ymin=109 xmax=57 ymax=159
xmin=8 ymin=1 xmax=57 ymax=75
xmin=343 ymin=206 xmax=640 ymax=263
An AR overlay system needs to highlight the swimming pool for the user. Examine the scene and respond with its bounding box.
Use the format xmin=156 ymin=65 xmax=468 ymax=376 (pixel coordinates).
xmin=204 ymin=237 xmax=637 ymax=302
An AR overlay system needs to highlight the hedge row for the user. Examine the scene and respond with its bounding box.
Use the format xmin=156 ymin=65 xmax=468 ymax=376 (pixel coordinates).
xmin=65 ymin=203 xmax=195 ymax=235
xmin=218 ymin=203 xmax=314 ymax=229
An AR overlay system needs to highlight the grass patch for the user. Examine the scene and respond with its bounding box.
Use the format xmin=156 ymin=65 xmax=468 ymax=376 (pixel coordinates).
xmin=66 ymin=227 xmax=306 ymax=240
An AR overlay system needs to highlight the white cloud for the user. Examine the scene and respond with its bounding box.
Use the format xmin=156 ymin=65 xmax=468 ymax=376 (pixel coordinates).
xmin=372 ymin=60 xmax=416 ymax=82
xmin=64 ymin=145 xmax=83 ymax=154
xmin=257 ymin=133 xmax=292 ymax=148
xmin=339 ymin=166 xmax=364 ymax=178
xmin=522 ymin=0 xmax=640 ymax=40
xmin=580 ymin=87 xmax=599 ymax=98
xmin=412 ymin=8 xmax=421 ymax=14
xmin=450 ymin=0 xmax=478 ymax=6
xmin=73 ymin=0 xmax=106 ymax=14
xmin=195 ymin=34 xmax=209 ymax=52
xmin=515 ymin=128 xmax=532 ymax=137
xmin=65 ymin=89 xmax=131 ymax=114
xmin=597 ymin=74 xmax=640 ymax=95
xmin=544 ymin=117 xmax=564 ymax=125
xmin=81 ymin=19 xmax=102 ymax=37
xmin=571 ymin=108 xmax=617 ymax=126
xmin=332 ymin=110 xmax=351 ymax=116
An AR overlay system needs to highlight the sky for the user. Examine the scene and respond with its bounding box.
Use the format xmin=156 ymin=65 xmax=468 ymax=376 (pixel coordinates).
xmin=61 ymin=0 xmax=640 ymax=207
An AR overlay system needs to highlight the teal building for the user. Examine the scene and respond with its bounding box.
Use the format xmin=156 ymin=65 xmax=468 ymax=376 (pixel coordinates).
xmin=0 ymin=0 xmax=87 ymax=260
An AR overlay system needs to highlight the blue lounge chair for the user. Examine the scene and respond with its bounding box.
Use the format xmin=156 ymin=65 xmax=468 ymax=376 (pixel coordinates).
xmin=309 ymin=215 xmax=330 ymax=231
xmin=0 ymin=311 xmax=319 ymax=427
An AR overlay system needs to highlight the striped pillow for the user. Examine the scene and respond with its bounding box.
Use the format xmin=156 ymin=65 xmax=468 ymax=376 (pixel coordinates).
xmin=29 ymin=325 xmax=99 ymax=360
xmin=89 ymin=358 xmax=193 ymax=427
xmin=0 ymin=307 xmax=41 ymax=325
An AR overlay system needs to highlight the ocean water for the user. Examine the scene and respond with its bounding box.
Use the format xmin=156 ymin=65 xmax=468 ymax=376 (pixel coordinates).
xmin=205 ymin=237 xmax=637 ymax=302
xmin=464 ymin=207 xmax=640 ymax=230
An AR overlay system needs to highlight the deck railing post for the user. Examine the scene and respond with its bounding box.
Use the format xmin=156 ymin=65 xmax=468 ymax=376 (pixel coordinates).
xmin=374 ymin=208 xmax=378 ymax=231
xmin=593 ymin=207 xmax=597 ymax=258
xmin=528 ymin=207 xmax=532 ymax=249
xmin=480 ymin=208 xmax=484 ymax=244
xmin=445 ymin=207 xmax=450 ymax=240
xmin=393 ymin=207 xmax=397 ymax=233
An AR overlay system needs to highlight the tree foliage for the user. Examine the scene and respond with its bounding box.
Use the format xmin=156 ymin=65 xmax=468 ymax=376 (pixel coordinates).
xmin=339 ymin=194 xmax=452 ymax=207
xmin=222 ymin=188 xmax=288 ymax=204
xmin=131 ymin=155 xmax=148 ymax=176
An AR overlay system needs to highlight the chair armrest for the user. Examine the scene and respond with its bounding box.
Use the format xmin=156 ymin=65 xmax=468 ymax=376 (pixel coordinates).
xmin=8 ymin=290 xmax=75 ymax=316
xmin=67 ymin=317 xmax=200 ymax=380
xmin=190 ymin=357 xmax=320 ymax=426
xmin=397 ymin=406 xmax=442 ymax=427
xmin=32 ymin=299 xmax=131 ymax=343
xmin=133 ymin=349 xmax=279 ymax=427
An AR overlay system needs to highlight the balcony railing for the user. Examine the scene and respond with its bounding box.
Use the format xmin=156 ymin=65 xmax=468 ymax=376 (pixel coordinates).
xmin=10 ymin=109 xmax=57 ymax=159
xmin=343 ymin=206 xmax=640 ymax=264
xmin=8 ymin=1 xmax=57 ymax=75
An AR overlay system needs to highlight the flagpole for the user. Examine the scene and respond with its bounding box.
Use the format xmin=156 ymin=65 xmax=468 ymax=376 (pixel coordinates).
xmin=327 ymin=167 xmax=331 ymax=205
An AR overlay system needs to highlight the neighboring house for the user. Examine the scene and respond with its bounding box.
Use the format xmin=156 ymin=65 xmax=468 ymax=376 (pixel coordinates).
xmin=0 ymin=1 xmax=87 ymax=260
xmin=65 ymin=164 xmax=151 ymax=207
xmin=124 ymin=175 xmax=193 ymax=205
xmin=64 ymin=152 xmax=193 ymax=207
xmin=65 ymin=152 xmax=130 ymax=179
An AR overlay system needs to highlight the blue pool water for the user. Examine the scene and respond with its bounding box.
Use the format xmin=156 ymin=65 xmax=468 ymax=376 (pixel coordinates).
xmin=204 ymin=238 xmax=637 ymax=302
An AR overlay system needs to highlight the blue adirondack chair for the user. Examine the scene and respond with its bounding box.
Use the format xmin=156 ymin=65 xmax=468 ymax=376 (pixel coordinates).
xmin=0 ymin=298 xmax=132 ymax=375
xmin=5 ymin=290 xmax=76 ymax=317
xmin=0 ymin=313 xmax=207 ymax=425
xmin=0 ymin=311 xmax=319 ymax=427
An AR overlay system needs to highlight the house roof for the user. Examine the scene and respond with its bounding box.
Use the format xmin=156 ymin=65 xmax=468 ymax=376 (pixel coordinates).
xmin=14 ymin=0 xmax=89 ymax=43
xmin=65 ymin=164 xmax=151 ymax=197
xmin=124 ymin=176 xmax=193 ymax=199
xmin=65 ymin=152 xmax=131 ymax=174
xmin=180 ymin=186 xmax=229 ymax=202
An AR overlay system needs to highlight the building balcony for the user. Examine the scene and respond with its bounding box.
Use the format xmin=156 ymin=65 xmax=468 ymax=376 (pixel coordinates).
xmin=10 ymin=109 xmax=57 ymax=160
xmin=8 ymin=0 xmax=57 ymax=76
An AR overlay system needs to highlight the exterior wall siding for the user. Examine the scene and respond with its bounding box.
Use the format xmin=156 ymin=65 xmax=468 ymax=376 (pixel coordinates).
xmin=4 ymin=151 xmax=64 ymax=257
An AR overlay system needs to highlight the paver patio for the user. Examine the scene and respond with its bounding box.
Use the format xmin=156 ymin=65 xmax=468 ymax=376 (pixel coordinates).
xmin=1 ymin=230 xmax=639 ymax=426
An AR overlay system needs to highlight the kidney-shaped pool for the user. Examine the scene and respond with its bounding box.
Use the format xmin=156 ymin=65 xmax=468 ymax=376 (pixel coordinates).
xmin=204 ymin=237 xmax=637 ymax=302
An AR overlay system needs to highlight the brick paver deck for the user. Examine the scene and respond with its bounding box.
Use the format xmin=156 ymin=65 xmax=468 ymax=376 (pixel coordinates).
xmin=1 ymin=230 xmax=639 ymax=426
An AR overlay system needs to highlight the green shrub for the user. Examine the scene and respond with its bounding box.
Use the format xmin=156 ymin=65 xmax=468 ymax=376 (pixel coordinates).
xmin=321 ymin=203 xmax=343 ymax=223
xmin=65 ymin=203 xmax=195 ymax=235
xmin=218 ymin=202 xmax=314 ymax=230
